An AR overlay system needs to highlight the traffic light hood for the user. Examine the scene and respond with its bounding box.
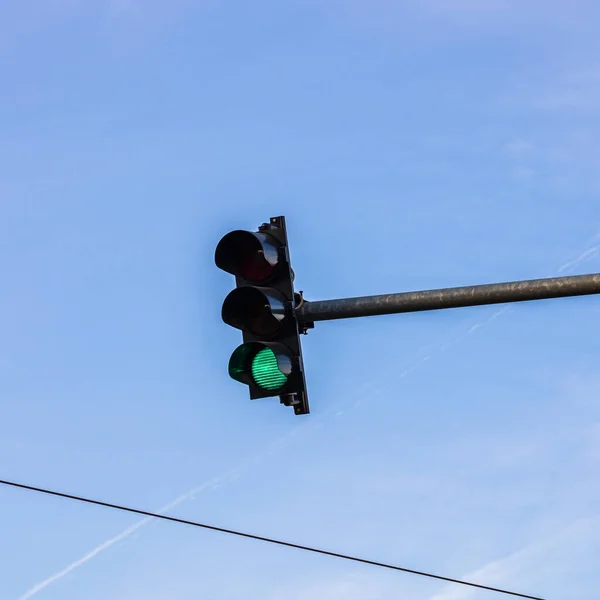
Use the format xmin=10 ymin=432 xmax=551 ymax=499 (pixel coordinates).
xmin=222 ymin=286 xmax=286 ymax=336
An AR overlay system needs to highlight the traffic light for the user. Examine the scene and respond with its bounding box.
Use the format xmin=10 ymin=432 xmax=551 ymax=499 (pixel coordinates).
xmin=215 ymin=216 xmax=309 ymax=415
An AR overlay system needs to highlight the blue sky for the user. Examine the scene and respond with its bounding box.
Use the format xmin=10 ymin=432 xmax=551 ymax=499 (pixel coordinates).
xmin=1 ymin=1 xmax=600 ymax=598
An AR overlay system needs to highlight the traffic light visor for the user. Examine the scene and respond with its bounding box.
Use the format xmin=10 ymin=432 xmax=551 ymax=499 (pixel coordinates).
xmin=228 ymin=342 xmax=292 ymax=392
xmin=215 ymin=230 xmax=280 ymax=283
xmin=222 ymin=286 xmax=286 ymax=336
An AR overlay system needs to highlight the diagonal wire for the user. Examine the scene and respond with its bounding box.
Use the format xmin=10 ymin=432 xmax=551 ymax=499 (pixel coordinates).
xmin=1 ymin=478 xmax=544 ymax=600
xmin=12 ymin=232 xmax=599 ymax=599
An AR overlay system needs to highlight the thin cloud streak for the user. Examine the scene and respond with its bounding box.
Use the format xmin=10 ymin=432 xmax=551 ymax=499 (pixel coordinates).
xmin=19 ymin=520 xmax=151 ymax=600
xmin=426 ymin=516 xmax=600 ymax=600
xmin=17 ymin=420 xmax=322 ymax=599
xmin=557 ymin=245 xmax=600 ymax=273
xmin=17 ymin=471 xmax=239 ymax=600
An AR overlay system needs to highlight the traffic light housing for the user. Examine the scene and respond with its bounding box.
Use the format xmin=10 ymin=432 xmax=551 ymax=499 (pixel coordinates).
xmin=215 ymin=216 xmax=309 ymax=415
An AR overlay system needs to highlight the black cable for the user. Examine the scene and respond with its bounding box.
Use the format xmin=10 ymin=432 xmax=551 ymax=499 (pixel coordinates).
xmin=0 ymin=478 xmax=544 ymax=600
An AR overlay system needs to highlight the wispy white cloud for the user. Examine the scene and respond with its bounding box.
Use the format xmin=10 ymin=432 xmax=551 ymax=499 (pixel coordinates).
xmin=533 ymin=68 xmax=600 ymax=113
xmin=420 ymin=0 xmax=512 ymax=15
xmin=427 ymin=516 xmax=600 ymax=600
xmin=500 ymin=66 xmax=600 ymax=120
xmin=338 ymin=0 xmax=599 ymax=34
xmin=503 ymin=140 xmax=536 ymax=159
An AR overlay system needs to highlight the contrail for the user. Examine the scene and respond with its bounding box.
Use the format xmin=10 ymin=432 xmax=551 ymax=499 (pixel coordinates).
xmin=19 ymin=519 xmax=151 ymax=600
xmin=342 ymin=227 xmax=600 ymax=412
xmin=17 ymin=471 xmax=240 ymax=600
xmin=426 ymin=516 xmax=600 ymax=600
xmin=18 ymin=228 xmax=600 ymax=599
xmin=557 ymin=245 xmax=600 ymax=272
xmin=17 ymin=421 xmax=320 ymax=600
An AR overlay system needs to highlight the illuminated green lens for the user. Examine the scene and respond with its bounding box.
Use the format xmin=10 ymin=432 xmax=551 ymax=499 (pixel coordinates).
xmin=251 ymin=348 xmax=287 ymax=391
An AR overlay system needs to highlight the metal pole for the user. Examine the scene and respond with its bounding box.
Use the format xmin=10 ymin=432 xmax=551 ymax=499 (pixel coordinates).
xmin=297 ymin=273 xmax=600 ymax=323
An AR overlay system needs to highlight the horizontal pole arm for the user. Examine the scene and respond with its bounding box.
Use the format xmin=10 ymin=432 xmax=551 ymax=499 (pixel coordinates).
xmin=297 ymin=273 xmax=600 ymax=323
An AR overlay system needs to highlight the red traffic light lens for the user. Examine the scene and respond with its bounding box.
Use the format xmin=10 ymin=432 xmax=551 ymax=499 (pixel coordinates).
xmin=241 ymin=254 xmax=274 ymax=282
xmin=215 ymin=230 xmax=280 ymax=283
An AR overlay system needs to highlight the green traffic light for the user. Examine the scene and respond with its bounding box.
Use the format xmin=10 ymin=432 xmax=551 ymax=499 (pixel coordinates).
xmin=228 ymin=342 xmax=293 ymax=397
xmin=251 ymin=347 xmax=288 ymax=390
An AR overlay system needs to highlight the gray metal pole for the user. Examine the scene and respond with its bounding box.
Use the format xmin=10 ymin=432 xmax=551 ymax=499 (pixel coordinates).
xmin=297 ymin=273 xmax=600 ymax=323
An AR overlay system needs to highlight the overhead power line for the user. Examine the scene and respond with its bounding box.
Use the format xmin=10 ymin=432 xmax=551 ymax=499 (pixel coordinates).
xmin=1 ymin=479 xmax=543 ymax=600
